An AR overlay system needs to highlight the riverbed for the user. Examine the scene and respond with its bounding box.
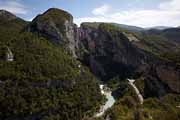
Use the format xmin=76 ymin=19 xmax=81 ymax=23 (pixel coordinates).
xmin=95 ymin=85 xmax=116 ymax=117
xmin=95 ymin=78 xmax=143 ymax=117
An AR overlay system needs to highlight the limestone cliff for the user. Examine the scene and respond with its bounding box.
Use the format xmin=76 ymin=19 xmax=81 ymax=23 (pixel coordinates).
xmin=27 ymin=8 xmax=77 ymax=57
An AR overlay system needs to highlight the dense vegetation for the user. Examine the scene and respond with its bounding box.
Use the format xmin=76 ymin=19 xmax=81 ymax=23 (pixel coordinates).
xmin=104 ymin=92 xmax=180 ymax=120
xmin=96 ymin=78 xmax=180 ymax=120
xmin=134 ymin=32 xmax=180 ymax=66
xmin=0 ymin=13 xmax=103 ymax=120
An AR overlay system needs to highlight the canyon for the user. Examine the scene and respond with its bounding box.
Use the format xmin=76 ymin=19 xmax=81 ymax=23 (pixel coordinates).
xmin=0 ymin=8 xmax=180 ymax=120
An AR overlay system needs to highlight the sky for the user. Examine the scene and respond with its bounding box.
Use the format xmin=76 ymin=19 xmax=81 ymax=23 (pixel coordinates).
xmin=0 ymin=0 xmax=180 ymax=28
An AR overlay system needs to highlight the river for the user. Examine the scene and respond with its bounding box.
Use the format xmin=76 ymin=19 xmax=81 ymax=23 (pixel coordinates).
xmin=95 ymin=78 xmax=143 ymax=117
xmin=95 ymin=85 xmax=116 ymax=117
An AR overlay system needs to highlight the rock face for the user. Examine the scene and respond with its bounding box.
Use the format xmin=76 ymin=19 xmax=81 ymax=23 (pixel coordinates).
xmin=144 ymin=63 xmax=180 ymax=97
xmin=27 ymin=8 xmax=77 ymax=57
xmin=77 ymin=23 xmax=149 ymax=80
xmin=0 ymin=10 xmax=17 ymax=22
xmin=156 ymin=64 xmax=180 ymax=93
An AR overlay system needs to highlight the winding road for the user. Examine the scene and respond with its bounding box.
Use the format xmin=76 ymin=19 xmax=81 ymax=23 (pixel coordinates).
xmin=127 ymin=79 xmax=144 ymax=104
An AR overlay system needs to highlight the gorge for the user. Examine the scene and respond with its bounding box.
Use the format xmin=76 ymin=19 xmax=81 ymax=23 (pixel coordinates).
xmin=0 ymin=8 xmax=180 ymax=120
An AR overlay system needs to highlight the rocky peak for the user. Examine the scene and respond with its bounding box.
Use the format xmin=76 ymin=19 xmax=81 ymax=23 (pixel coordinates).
xmin=42 ymin=8 xmax=73 ymax=21
xmin=27 ymin=8 xmax=77 ymax=57
xmin=0 ymin=10 xmax=17 ymax=22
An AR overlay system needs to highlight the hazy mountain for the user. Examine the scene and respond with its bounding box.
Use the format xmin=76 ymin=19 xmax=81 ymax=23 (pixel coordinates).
xmin=147 ymin=26 xmax=173 ymax=30
xmin=80 ymin=22 xmax=145 ymax=32
xmin=111 ymin=23 xmax=145 ymax=31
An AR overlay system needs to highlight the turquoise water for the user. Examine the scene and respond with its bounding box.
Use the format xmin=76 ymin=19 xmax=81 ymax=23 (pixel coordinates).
xmin=95 ymin=85 xmax=115 ymax=117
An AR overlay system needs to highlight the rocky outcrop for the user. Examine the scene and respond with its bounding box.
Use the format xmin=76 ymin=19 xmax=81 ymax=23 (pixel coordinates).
xmin=0 ymin=10 xmax=17 ymax=22
xmin=156 ymin=64 xmax=180 ymax=93
xmin=144 ymin=62 xmax=180 ymax=98
xmin=27 ymin=8 xmax=77 ymax=57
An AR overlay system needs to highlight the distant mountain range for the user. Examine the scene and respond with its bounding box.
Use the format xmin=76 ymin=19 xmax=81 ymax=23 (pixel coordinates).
xmin=111 ymin=23 xmax=179 ymax=31
xmin=146 ymin=26 xmax=174 ymax=30
xmin=112 ymin=24 xmax=178 ymax=31
xmin=111 ymin=23 xmax=145 ymax=31
xmin=81 ymin=22 xmax=178 ymax=32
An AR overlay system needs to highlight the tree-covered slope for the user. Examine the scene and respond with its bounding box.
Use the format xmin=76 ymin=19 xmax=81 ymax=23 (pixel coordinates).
xmin=133 ymin=29 xmax=180 ymax=66
xmin=0 ymin=10 xmax=102 ymax=120
xmin=104 ymin=91 xmax=180 ymax=120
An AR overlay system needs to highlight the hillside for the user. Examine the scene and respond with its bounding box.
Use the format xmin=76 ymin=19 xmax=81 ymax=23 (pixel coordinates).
xmin=0 ymin=9 xmax=103 ymax=120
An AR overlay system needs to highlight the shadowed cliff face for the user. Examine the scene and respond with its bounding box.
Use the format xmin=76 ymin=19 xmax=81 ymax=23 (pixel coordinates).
xmin=156 ymin=64 xmax=180 ymax=93
xmin=144 ymin=63 xmax=180 ymax=98
xmin=77 ymin=23 xmax=150 ymax=80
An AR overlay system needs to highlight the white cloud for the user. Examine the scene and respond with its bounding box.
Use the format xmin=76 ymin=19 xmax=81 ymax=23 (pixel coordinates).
xmin=75 ymin=1 xmax=180 ymax=27
xmin=92 ymin=4 xmax=110 ymax=16
xmin=28 ymin=17 xmax=34 ymax=21
xmin=160 ymin=0 xmax=180 ymax=10
xmin=0 ymin=0 xmax=28 ymax=15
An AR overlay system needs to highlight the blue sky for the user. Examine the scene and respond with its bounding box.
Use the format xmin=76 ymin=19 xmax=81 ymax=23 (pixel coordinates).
xmin=0 ymin=0 xmax=180 ymax=27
